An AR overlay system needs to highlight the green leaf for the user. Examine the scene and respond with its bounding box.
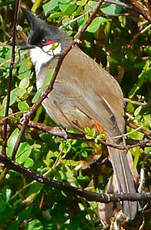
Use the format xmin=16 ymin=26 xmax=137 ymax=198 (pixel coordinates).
xmin=59 ymin=0 xmax=76 ymax=14
xmin=131 ymin=147 xmax=140 ymax=169
xmin=87 ymin=17 xmax=108 ymax=33
xmin=134 ymin=105 xmax=142 ymax=116
xmin=8 ymin=221 xmax=19 ymax=230
xmin=27 ymin=219 xmax=44 ymax=230
xmin=64 ymin=4 xmax=76 ymax=15
xmin=7 ymin=128 xmax=20 ymax=157
xmin=32 ymin=91 xmax=41 ymax=103
xmin=77 ymin=14 xmax=88 ymax=31
xmin=16 ymin=142 xmax=32 ymax=164
xmin=85 ymin=127 xmax=96 ymax=139
xmin=24 ymin=158 xmax=34 ymax=168
xmin=19 ymin=77 xmax=30 ymax=89
xmin=18 ymin=101 xmax=29 ymax=111
xmin=41 ymin=68 xmax=54 ymax=92
xmin=101 ymin=3 xmax=122 ymax=16
xmin=129 ymin=60 xmax=150 ymax=98
xmin=43 ymin=0 xmax=59 ymax=15
xmin=76 ymin=0 xmax=87 ymax=6
xmin=48 ymin=11 xmax=65 ymax=20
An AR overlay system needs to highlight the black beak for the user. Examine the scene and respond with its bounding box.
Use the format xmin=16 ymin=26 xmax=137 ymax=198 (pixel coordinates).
xmin=18 ymin=43 xmax=35 ymax=61
xmin=19 ymin=43 xmax=35 ymax=51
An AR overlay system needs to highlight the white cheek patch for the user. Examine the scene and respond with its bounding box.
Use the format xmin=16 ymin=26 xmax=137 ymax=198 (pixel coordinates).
xmin=29 ymin=43 xmax=61 ymax=76
xmin=42 ymin=43 xmax=61 ymax=56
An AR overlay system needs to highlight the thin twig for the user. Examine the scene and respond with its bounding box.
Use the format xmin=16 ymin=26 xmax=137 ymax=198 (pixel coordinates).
xmin=128 ymin=122 xmax=151 ymax=137
xmin=130 ymin=24 xmax=151 ymax=44
xmin=124 ymin=98 xmax=147 ymax=106
xmin=1 ymin=0 xmax=21 ymax=156
xmin=105 ymin=0 xmax=132 ymax=9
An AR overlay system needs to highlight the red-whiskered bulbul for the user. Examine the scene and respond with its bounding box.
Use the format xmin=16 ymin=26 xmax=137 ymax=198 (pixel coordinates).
xmin=20 ymin=7 xmax=137 ymax=220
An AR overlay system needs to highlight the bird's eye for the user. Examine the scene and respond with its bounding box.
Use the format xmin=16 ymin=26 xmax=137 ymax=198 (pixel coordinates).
xmin=41 ymin=39 xmax=46 ymax=45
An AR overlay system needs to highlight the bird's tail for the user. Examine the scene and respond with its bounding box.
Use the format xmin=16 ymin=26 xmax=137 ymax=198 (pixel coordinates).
xmin=107 ymin=137 xmax=137 ymax=220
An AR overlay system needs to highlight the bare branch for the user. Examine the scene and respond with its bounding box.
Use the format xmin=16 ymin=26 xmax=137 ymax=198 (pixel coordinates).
xmin=105 ymin=0 xmax=132 ymax=9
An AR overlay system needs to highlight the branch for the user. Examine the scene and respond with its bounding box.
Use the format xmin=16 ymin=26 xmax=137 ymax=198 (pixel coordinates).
xmin=105 ymin=0 xmax=132 ymax=9
xmin=1 ymin=0 xmax=21 ymax=156
xmin=128 ymin=122 xmax=151 ymax=137
xmin=129 ymin=0 xmax=151 ymax=23
xmin=27 ymin=121 xmax=151 ymax=150
xmin=0 ymin=154 xmax=151 ymax=203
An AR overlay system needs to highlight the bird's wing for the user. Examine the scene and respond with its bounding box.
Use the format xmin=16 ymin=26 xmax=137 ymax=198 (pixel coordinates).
xmin=54 ymin=46 xmax=124 ymax=137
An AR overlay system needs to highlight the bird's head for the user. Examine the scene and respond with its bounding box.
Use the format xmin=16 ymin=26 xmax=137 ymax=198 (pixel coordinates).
xmin=20 ymin=8 xmax=71 ymax=70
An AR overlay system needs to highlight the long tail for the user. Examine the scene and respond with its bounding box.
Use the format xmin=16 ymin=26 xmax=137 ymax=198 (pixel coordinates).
xmin=107 ymin=137 xmax=137 ymax=220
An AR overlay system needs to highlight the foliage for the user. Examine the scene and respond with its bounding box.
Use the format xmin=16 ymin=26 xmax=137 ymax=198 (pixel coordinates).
xmin=0 ymin=0 xmax=151 ymax=229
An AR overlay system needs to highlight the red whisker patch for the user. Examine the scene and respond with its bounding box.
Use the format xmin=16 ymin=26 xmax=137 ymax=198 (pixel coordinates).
xmin=46 ymin=40 xmax=55 ymax=45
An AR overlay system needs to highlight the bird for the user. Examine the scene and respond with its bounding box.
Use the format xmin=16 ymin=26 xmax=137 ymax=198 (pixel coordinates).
xmin=20 ymin=7 xmax=137 ymax=220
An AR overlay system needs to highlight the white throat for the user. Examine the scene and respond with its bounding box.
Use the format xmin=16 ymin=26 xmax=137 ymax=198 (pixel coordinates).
xmin=29 ymin=43 xmax=62 ymax=76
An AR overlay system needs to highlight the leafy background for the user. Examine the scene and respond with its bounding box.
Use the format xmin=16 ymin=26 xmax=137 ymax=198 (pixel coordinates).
xmin=0 ymin=0 xmax=151 ymax=229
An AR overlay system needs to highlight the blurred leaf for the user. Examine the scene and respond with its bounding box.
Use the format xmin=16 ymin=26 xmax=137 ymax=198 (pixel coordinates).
xmin=26 ymin=219 xmax=44 ymax=230
xmin=19 ymin=77 xmax=30 ymax=89
xmin=7 ymin=128 xmax=20 ymax=157
xmin=8 ymin=221 xmax=19 ymax=230
xmin=131 ymin=147 xmax=140 ymax=169
xmin=77 ymin=14 xmax=88 ymax=31
xmin=76 ymin=0 xmax=87 ymax=6
xmin=43 ymin=0 xmax=59 ymax=15
xmin=16 ymin=142 xmax=32 ymax=164
xmin=24 ymin=158 xmax=34 ymax=168
xmin=87 ymin=17 xmax=108 ymax=33
xmin=32 ymin=91 xmax=41 ymax=103
xmin=134 ymin=106 xmax=142 ymax=116
xmin=18 ymin=101 xmax=29 ymax=111
xmin=85 ymin=127 xmax=96 ymax=139
xmin=101 ymin=3 xmax=123 ymax=15
xmin=129 ymin=60 xmax=150 ymax=98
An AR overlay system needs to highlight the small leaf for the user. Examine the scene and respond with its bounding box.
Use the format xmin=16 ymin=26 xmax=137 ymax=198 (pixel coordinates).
xmin=24 ymin=158 xmax=34 ymax=168
xmin=101 ymin=3 xmax=122 ymax=16
xmin=43 ymin=0 xmax=59 ymax=15
xmin=18 ymin=101 xmax=29 ymax=111
xmin=32 ymin=91 xmax=41 ymax=103
xmin=76 ymin=0 xmax=87 ymax=6
xmin=16 ymin=142 xmax=32 ymax=164
xmin=129 ymin=60 xmax=150 ymax=98
xmin=87 ymin=17 xmax=108 ymax=33
xmin=77 ymin=14 xmax=88 ymax=31
xmin=26 ymin=219 xmax=44 ymax=230
xmin=19 ymin=77 xmax=29 ymax=89
xmin=134 ymin=106 xmax=142 ymax=116
xmin=7 ymin=128 xmax=20 ymax=157
xmin=131 ymin=147 xmax=140 ymax=169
